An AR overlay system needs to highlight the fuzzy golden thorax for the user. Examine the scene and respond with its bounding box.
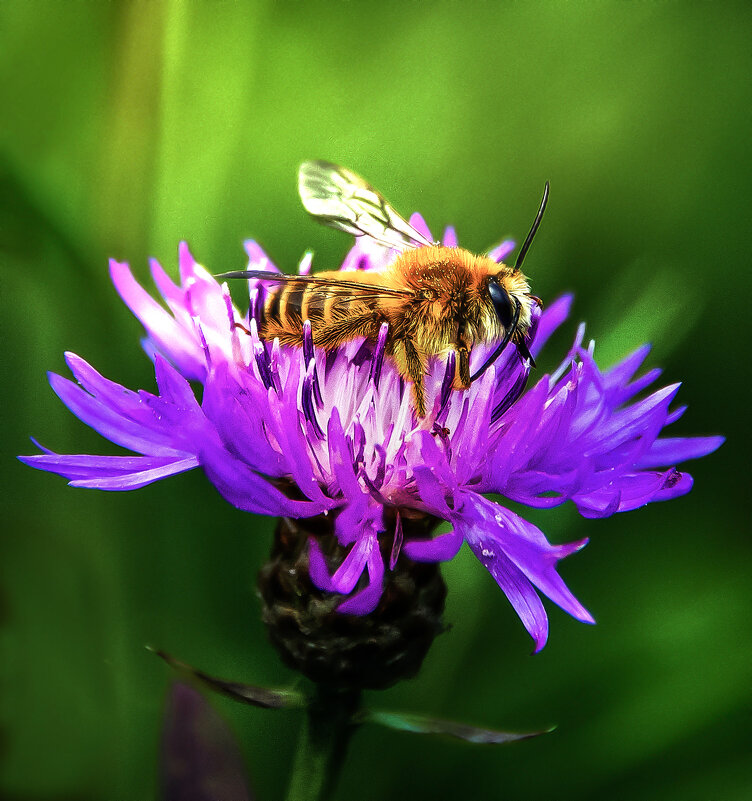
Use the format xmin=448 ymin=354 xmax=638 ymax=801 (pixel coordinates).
xmin=384 ymin=245 xmax=533 ymax=355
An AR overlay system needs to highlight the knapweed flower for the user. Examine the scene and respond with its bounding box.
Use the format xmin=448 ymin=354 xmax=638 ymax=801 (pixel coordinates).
xmin=21 ymin=216 xmax=722 ymax=652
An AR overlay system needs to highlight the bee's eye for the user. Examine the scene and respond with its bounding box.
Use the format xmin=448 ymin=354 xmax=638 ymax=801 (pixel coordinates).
xmin=488 ymin=278 xmax=514 ymax=329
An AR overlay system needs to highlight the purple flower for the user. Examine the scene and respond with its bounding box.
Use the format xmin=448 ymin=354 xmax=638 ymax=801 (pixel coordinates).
xmin=20 ymin=216 xmax=722 ymax=651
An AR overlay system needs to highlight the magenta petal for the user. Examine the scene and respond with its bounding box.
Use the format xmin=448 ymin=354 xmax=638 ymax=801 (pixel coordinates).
xmin=153 ymin=355 xmax=201 ymax=409
xmin=308 ymin=538 xmax=335 ymax=592
xmin=149 ymin=257 xmax=184 ymax=305
xmin=337 ymin=546 xmax=385 ymax=615
xmin=408 ymin=212 xmax=433 ymax=241
xmin=70 ymin=457 xmax=198 ymax=489
xmin=48 ymin=372 xmax=185 ymax=457
xmin=603 ymin=344 xmax=652 ymax=390
xmin=308 ymin=521 xmax=385 ymax=615
xmin=442 ymin=226 xmax=458 ymax=247
xmin=243 ymin=240 xmax=279 ymax=272
xmin=460 ymin=495 xmax=594 ymax=625
xmin=389 ymin=512 xmax=403 ymax=570
xmin=467 ymin=539 xmax=549 ymax=652
xmin=487 ymin=240 xmax=515 ymax=262
xmin=412 ymin=466 xmax=453 ymax=518
xmin=200 ymin=441 xmax=325 ymax=518
xmin=636 ymin=436 xmax=724 ymax=468
xmin=109 ymin=260 xmax=206 ymax=381
xmin=329 ymin=536 xmax=372 ymax=594
xmin=403 ymin=528 xmax=463 ymax=562
xmin=530 ymin=294 xmax=573 ymax=358
xmin=19 ymin=451 xmax=198 ymax=488
xmin=326 ymin=409 xmax=361 ymax=500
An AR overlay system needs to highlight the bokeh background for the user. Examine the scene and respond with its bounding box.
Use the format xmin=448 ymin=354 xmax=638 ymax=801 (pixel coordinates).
xmin=2 ymin=2 xmax=750 ymax=799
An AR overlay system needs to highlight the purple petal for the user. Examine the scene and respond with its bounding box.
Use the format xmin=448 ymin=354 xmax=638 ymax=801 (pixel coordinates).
xmin=71 ymin=457 xmax=198 ymax=489
xmin=636 ymin=436 xmax=724 ymax=469
xmin=442 ymin=226 xmax=458 ymax=247
xmin=487 ymin=240 xmax=515 ymax=263
xmin=308 ymin=538 xmax=335 ymax=591
xmin=409 ymin=212 xmax=433 ymax=241
xmin=109 ymin=260 xmax=205 ymax=381
xmin=403 ymin=528 xmax=463 ymax=562
xmin=48 ymin=371 xmax=187 ymax=457
xmin=530 ymin=294 xmax=573 ymax=358
xmin=602 ymin=344 xmax=651 ymax=390
xmin=200 ymin=441 xmax=325 ymax=517
xmin=337 ymin=544 xmax=384 ymax=615
xmin=329 ymin=535 xmax=372 ymax=594
xmin=153 ymin=355 xmax=201 ymax=409
xmin=652 ymin=470 xmax=693 ymax=501
xmin=19 ymin=451 xmax=198 ymax=489
xmin=573 ymin=467 xmax=694 ymax=517
xmin=665 ymin=404 xmax=687 ymax=426
xmin=243 ymin=240 xmax=279 ymax=272
xmin=468 ymin=539 xmax=549 ymax=652
xmin=459 ymin=495 xmax=594 ymax=625
xmin=612 ymin=367 xmax=663 ymax=406
xmin=389 ymin=511 xmax=404 ymax=570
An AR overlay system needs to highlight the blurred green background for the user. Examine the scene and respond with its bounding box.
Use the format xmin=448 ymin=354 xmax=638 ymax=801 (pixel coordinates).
xmin=2 ymin=2 xmax=750 ymax=799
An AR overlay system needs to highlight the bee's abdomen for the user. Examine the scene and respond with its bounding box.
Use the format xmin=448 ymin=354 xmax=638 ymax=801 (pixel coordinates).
xmin=258 ymin=280 xmax=333 ymax=338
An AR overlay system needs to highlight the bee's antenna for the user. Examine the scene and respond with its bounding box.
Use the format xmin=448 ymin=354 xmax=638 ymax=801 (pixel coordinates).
xmin=514 ymin=181 xmax=549 ymax=272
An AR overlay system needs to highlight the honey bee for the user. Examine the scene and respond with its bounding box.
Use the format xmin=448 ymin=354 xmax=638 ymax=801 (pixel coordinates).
xmin=219 ymin=161 xmax=548 ymax=417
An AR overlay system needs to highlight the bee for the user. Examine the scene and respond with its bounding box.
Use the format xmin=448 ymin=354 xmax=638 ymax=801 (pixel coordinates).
xmin=219 ymin=161 xmax=548 ymax=417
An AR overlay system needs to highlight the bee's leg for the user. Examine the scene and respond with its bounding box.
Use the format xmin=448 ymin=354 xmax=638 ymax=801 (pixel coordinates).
xmin=454 ymin=345 xmax=472 ymax=389
xmin=313 ymin=312 xmax=381 ymax=350
xmin=393 ymin=338 xmax=427 ymax=417
xmin=453 ymin=324 xmax=472 ymax=390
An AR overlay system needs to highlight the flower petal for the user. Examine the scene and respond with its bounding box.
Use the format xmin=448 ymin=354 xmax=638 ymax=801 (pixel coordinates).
xmin=403 ymin=528 xmax=463 ymax=562
xmin=459 ymin=495 xmax=594 ymax=626
xmin=337 ymin=544 xmax=385 ymax=615
xmin=530 ymin=294 xmax=573 ymax=358
xmin=19 ymin=451 xmax=198 ymax=489
xmin=109 ymin=259 xmax=206 ymax=380
xmin=48 ymin=371 xmax=187 ymax=457
xmin=468 ymin=540 xmax=549 ymax=652
xmin=636 ymin=436 xmax=724 ymax=469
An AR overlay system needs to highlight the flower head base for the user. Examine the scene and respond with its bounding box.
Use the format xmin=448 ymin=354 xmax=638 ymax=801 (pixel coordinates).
xmin=21 ymin=216 xmax=722 ymax=652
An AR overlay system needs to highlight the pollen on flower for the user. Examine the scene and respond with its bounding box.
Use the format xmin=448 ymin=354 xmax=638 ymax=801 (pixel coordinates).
xmin=20 ymin=224 xmax=723 ymax=653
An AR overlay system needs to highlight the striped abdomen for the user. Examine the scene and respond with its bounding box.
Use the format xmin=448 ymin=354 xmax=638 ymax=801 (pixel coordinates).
xmin=255 ymin=274 xmax=382 ymax=346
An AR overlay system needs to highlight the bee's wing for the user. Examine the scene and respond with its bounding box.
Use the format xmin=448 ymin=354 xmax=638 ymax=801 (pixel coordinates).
xmin=299 ymin=161 xmax=434 ymax=251
xmin=216 ymin=269 xmax=414 ymax=299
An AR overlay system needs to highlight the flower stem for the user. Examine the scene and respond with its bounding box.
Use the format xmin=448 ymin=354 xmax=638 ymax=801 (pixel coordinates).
xmin=285 ymin=685 xmax=361 ymax=801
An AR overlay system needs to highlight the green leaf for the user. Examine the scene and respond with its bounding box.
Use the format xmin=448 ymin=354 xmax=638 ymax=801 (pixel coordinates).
xmin=360 ymin=709 xmax=554 ymax=745
xmin=150 ymin=647 xmax=304 ymax=710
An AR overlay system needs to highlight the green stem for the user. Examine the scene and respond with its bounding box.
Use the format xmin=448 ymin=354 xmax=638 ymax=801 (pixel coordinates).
xmin=285 ymin=685 xmax=361 ymax=801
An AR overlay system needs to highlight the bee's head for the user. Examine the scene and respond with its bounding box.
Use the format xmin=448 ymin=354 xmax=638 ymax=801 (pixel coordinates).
xmin=482 ymin=269 xmax=533 ymax=338
xmin=487 ymin=275 xmax=516 ymax=332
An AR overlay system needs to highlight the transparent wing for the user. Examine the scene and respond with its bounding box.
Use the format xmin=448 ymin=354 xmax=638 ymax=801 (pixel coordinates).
xmin=215 ymin=269 xmax=414 ymax=300
xmin=299 ymin=160 xmax=434 ymax=251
